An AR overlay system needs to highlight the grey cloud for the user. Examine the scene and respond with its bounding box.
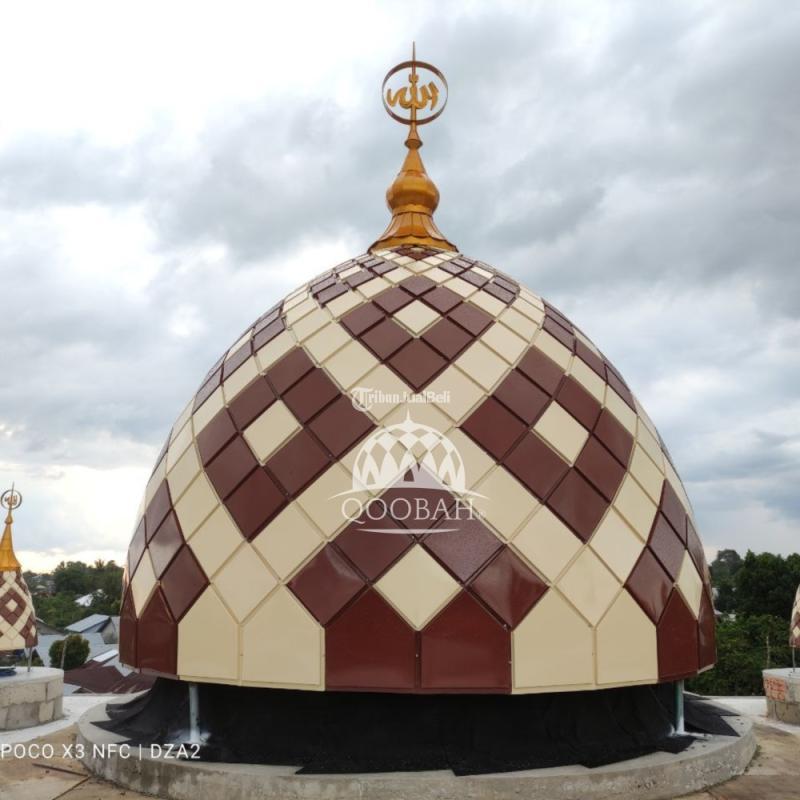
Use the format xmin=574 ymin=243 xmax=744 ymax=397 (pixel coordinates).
xmin=0 ymin=0 xmax=798 ymax=556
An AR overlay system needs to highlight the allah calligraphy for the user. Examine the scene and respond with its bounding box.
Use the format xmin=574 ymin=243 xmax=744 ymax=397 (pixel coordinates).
xmin=381 ymin=44 xmax=448 ymax=127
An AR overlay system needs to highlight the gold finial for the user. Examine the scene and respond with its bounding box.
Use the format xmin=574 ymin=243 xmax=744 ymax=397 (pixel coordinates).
xmin=0 ymin=485 xmax=22 ymax=571
xmin=369 ymin=44 xmax=457 ymax=253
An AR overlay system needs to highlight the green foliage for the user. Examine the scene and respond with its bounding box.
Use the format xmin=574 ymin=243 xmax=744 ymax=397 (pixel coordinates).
xmin=689 ymin=549 xmax=799 ymax=696
xmin=31 ymin=560 xmax=124 ymax=628
xmin=709 ymin=549 xmax=742 ymax=613
xmin=48 ymin=634 xmax=90 ymax=670
xmin=86 ymin=591 xmax=122 ymax=617
xmin=688 ymin=614 xmax=793 ymax=696
xmin=52 ymin=561 xmax=93 ymax=595
xmin=33 ymin=594 xmax=83 ymax=629
xmin=51 ymin=559 xmax=123 ymax=600
xmin=710 ymin=549 xmax=744 ymax=582
xmin=734 ymin=551 xmax=800 ymax=619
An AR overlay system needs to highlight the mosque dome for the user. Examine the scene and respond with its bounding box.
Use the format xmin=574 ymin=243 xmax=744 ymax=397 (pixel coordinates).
xmin=119 ymin=241 xmax=715 ymax=692
xmin=119 ymin=53 xmax=715 ymax=696
xmin=0 ymin=490 xmax=37 ymax=655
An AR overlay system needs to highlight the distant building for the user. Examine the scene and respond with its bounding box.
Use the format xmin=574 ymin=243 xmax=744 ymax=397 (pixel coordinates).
xmin=34 ymin=617 xmax=64 ymax=636
xmin=64 ymin=650 xmax=154 ymax=695
xmin=66 ymin=613 xmax=119 ymax=644
xmin=26 ymin=573 xmax=55 ymax=595
xmin=75 ymin=592 xmax=97 ymax=608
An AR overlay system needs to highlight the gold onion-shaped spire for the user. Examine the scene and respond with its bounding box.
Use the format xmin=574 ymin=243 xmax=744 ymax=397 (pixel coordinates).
xmin=0 ymin=487 xmax=22 ymax=571
xmin=370 ymin=46 xmax=457 ymax=253
xmin=0 ymin=513 xmax=21 ymax=571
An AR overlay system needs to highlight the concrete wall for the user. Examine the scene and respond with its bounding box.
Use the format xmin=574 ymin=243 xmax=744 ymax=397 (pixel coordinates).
xmin=0 ymin=666 xmax=64 ymax=730
xmin=763 ymin=668 xmax=800 ymax=725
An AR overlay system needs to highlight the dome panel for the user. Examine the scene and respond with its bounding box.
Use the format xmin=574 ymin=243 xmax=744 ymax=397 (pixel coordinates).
xmin=120 ymin=246 xmax=714 ymax=692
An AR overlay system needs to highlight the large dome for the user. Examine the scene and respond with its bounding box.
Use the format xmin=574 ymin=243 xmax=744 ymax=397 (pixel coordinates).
xmin=120 ymin=245 xmax=715 ymax=694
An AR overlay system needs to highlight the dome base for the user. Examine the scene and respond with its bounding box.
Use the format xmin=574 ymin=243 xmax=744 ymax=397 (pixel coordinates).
xmin=93 ymin=678 xmax=739 ymax=774
xmin=79 ymin=685 xmax=754 ymax=800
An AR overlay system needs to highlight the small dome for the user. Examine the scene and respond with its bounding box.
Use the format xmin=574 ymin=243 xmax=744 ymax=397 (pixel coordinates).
xmin=120 ymin=246 xmax=715 ymax=693
xmin=0 ymin=496 xmax=37 ymax=654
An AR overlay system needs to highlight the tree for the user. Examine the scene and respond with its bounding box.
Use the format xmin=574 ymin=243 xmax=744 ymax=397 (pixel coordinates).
xmin=688 ymin=614 xmax=793 ymax=696
xmin=91 ymin=560 xmax=124 ymax=615
xmin=87 ymin=590 xmax=121 ymax=616
xmin=33 ymin=560 xmax=125 ymax=627
xmin=34 ymin=594 xmax=83 ymax=629
xmin=710 ymin=549 xmax=743 ymax=582
xmin=49 ymin=634 xmax=90 ymax=670
xmin=709 ymin=549 xmax=743 ymax=613
xmin=52 ymin=561 xmax=92 ymax=596
xmin=734 ymin=551 xmax=800 ymax=619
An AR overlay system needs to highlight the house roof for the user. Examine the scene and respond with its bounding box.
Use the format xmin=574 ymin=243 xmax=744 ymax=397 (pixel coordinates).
xmin=35 ymin=632 xmax=113 ymax=662
xmin=64 ymin=660 xmax=154 ymax=694
xmin=66 ymin=613 xmax=111 ymax=633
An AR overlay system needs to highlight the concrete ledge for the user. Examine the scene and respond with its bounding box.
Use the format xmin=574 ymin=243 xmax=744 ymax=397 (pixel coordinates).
xmin=78 ymin=701 xmax=756 ymax=800
xmin=764 ymin=668 xmax=800 ymax=725
xmin=0 ymin=667 xmax=64 ymax=731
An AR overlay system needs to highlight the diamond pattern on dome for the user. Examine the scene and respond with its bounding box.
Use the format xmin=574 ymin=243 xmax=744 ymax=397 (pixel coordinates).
xmin=137 ymin=588 xmax=177 ymax=675
xmin=360 ymin=318 xmax=412 ymax=360
xmin=791 ymin=585 xmax=800 ymax=649
xmin=504 ymin=432 xmax=569 ymax=500
xmin=422 ymin=515 xmax=502 ymax=583
xmin=148 ymin=512 xmax=184 ymax=578
xmin=648 ymin=513 xmax=685 ymax=580
xmin=594 ymin=408 xmax=634 ymax=466
xmin=0 ymin=570 xmax=37 ymax=649
xmin=214 ymin=544 xmax=277 ymax=622
xmin=517 ymin=346 xmax=563 ymax=395
xmin=574 ymin=436 xmax=626 ymax=502
xmin=494 ymin=370 xmax=549 ymax=425
xmin=243 ymin=400 xmax=300 ymax=463
xmin=289 ymin=545 xmax=366 ymax=625
xmin=589 ymin=509 xmax=645 ymax=583
xmin=388 ymin=339 xmax=447 ymax=389
xmin=375 ymin=545 xmax=460 ymax=630
xmin=557 ymin=376 xmax=602 ymax=430
xmin=469 ymin=547 xmax=547 ymax=628
xmin=658 ymin=590 xmax=699 ymax=681
xmin=547 ymin=471 xmax=608 ymax=542
xmin=596 ymin=589 xmax=657 ymax=685
xmin=675 ymin=551 xmax=704 ymax=617
xmin=421 ymin=592 xmax=510 ymax=691
xmin=462 ymin=397 xmax=527 ymax=460
xmin=557 ymin=548 xmax=621 ymax=626
xmin=119 ymin=246 xmax=713 ymax=694
xmin=205 ymin=436 xmax=258 ymax=500
xmin=455 ymin=341 xmax=508 ymax=392
xmin=326 ymin=589 xmax=417 ymax=691
xmin=626 ymin=549 xmax=673 ymax=624
xmin=533 ymin=402 xmax=590 ymax=464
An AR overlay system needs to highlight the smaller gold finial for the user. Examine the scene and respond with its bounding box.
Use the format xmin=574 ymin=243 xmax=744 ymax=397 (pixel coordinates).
xmin=369 ymin=45 xmax=456 ymax=253
xmin=0 ymin=485 xmax=23 ymax=571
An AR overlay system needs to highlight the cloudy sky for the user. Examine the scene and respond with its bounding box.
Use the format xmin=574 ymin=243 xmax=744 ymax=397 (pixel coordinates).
xmin=1 ymin=1 xmax=797 ymax=571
